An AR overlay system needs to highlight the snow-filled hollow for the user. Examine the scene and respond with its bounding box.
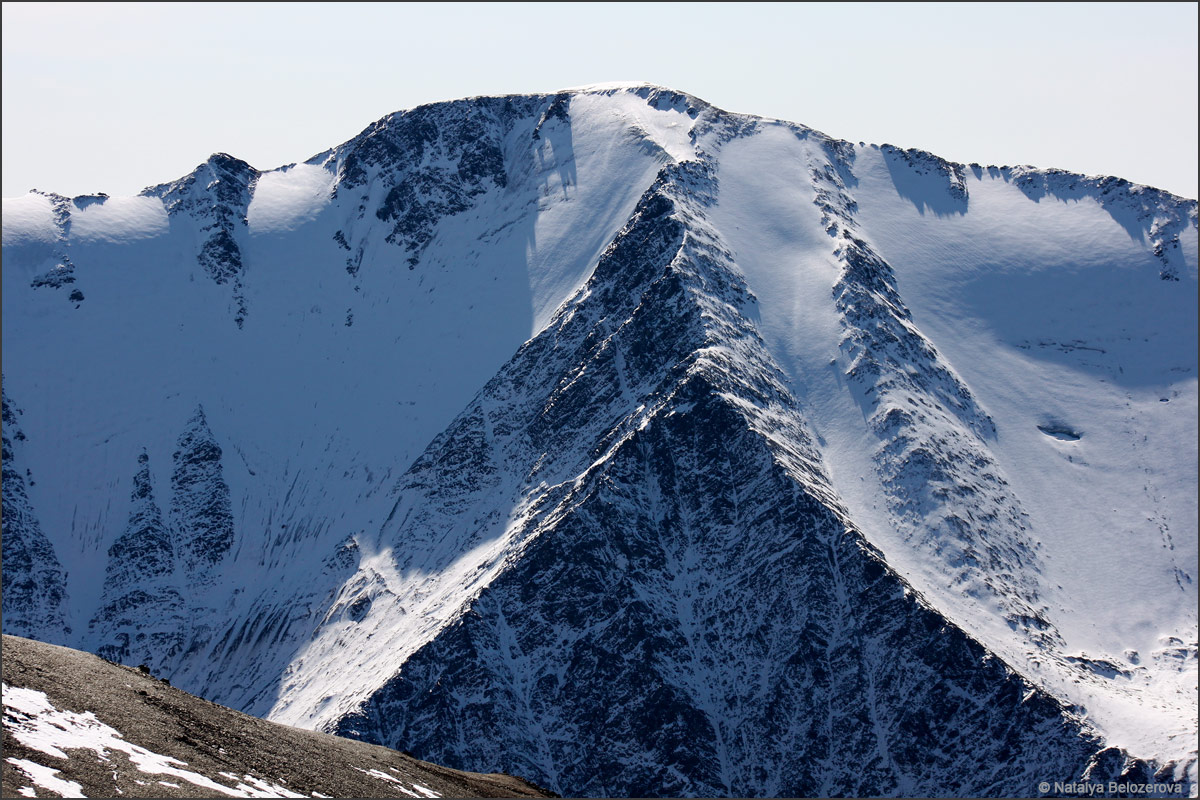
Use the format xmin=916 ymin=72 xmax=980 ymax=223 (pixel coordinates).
xmin=247 ymin=163 xmax=335 ymax=235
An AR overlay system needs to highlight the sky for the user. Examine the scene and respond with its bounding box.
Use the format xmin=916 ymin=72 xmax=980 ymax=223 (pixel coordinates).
xmin=2 ymin=2 xmax=1197 ymax=199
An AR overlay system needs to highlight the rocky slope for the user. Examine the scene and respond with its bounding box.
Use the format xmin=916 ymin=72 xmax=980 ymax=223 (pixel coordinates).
xmin=1 ymin=389 xmax=70 ymax=644
xmin=2 ymin=634 xmax=550 ymax=798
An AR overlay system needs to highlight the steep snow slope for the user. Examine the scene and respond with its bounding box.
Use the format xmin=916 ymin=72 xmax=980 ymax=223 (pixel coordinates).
xmin=253 ymin=88 xmax=713 ymax=731
xmin=848 ymin=148 xmax=1198 ymax=761
xmin=3 ymin=84 xmax=1196 ymax=797
xmin=708 ymin=124 xmax=1198 ymax=772
xmin=1 ymin=89 xmax=675 ymax=698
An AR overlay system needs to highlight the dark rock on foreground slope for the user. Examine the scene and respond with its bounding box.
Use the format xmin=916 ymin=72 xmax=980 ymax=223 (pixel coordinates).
xmin=2 ymin=634 xmax=551 ymax=799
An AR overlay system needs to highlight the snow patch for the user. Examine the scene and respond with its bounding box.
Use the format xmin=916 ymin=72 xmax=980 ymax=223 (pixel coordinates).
xmin=351 ymin=766 xmax=439 ymax=797
xmin=6 ymin=757 xmax=87 ymax=798
xmin=1 ymin=194 xmax=59 ymax=244
xmin=70 ymin=196 xmax=168 ymax=242
xmin=247 ymin=164 xmax=335 ymax=234
xmin=2 ymin=683 xmax=302 ymax=798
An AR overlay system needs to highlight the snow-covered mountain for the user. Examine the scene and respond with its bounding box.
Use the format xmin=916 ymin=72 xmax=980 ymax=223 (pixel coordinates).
xmin=3 ymin=83 xmax=1196 ymax=797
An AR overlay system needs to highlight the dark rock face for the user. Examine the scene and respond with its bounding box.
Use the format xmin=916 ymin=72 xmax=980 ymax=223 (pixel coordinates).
xmin=86 ymin=409 xmax=235 ymax=674
xmin=89 ymin=453 xmax=186 ymax=673
xmin=332 ymin=95 xmax=542 ymax=272
xmin=1 ymin=387 xmax=70 ymax=642
xmin=171 ymin=406 xmax=235 ymax=573
xmin=145 ymin=154 xmax=257 ymax=325
xmin=340 ymin=394 xmax=1111 ymax=797
xmin=170 ymin=406 xmax=235 ymax=655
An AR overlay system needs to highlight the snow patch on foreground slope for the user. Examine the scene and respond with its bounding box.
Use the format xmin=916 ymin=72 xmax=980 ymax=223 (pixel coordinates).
xmin=3 ymin=683 xmax=306 ymax=798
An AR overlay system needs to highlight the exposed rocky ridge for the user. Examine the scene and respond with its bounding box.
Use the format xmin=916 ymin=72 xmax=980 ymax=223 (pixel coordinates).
xmin=144 ymin=153 xmax=257 ymax=325
xmin=880 ymin=143 xmax=970 ymax=205
xmin=1 ymin=386 xmax=70 ymax=643
xmin=89 ymin=451 xmax=187 ymax=673
xmin=334 ymin=96 xmax=531 ymax=269
xmin=813 ymin=139 xmax=1058 ymax=651
xmin=21 ymin=191 xmax=85 ymax=305
xmin=2 ymin=634 xmax=552 ymax=799
xmin=171 ymin=406 xmax=236 ymax=577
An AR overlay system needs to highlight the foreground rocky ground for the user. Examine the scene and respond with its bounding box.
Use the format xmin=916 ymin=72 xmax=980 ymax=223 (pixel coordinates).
xmin=2 ymin=634 xmax=551 ymax=798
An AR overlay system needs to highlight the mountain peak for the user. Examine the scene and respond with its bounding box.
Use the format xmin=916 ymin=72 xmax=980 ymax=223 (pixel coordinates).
xmin=3 ymin=86 xmax=1195 ymax=797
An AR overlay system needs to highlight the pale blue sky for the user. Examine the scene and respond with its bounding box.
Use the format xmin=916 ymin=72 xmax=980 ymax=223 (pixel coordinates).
xmin=3 ymin=2 xmax=1197 ymax=199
